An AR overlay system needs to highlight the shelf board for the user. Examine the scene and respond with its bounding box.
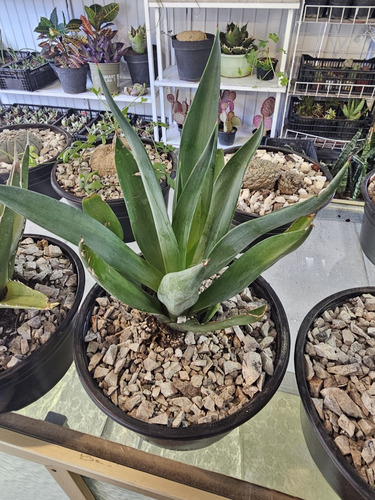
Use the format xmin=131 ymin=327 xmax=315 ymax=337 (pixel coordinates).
xmin=155 ymin=65 xmax=287 ymax=93
xmin=290 ymin=80 xmax=375 ymax=99
xmin=0 ymin=79 xmax=154 ymax=103
xmin=165 ymin=123 xmax=257 ymax=148
xmin=148 ymin=0 xmax=300 ymax=8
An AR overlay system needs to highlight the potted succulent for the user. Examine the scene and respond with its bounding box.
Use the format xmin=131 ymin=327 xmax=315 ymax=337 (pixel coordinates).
xmin=218 ymin=90 xmax=242 ymax=146
xmin=171 ymin=30 xmax=214 ymax=81
xmin=252 ymin=96 xmax=275 ymax=141
xmin=0 ymin=32 xmax=348 ymax=450
xmin=167 ymin=90 xmax=190 ymax=133
xmin=219 ymin=22 xmax=257 ymax=78
xmin=123 ymin=25 xmax=157 ymax=87
xmin=0 ymin=149 xmax=85 ymax=413
xmin=34 ymin=8 xmax=89 ymax=94
xmin=80 ymin=3 xmax=127 ymax=93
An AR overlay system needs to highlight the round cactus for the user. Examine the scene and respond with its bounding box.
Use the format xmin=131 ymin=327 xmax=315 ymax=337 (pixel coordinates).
xmin=0 ymin=129 xmax=43 ymax=164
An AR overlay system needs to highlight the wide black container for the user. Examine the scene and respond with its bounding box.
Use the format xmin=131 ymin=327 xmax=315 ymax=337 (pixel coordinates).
xmin=0 ymin=234 xmax=85 ymax=413
xmin=360 ymin=169 xmax=375 ymax=264
xmin=172 ymin=33 xmax=214 ymax=81
xmin=73 ymin=276 xmax=290 ymax=450
xmin=0 ymin=55 xmax=57 ymax=91
xmin=0 ymin=123 xmax=72 ymax=199
xmin=295 ymin=287 xmax=375 ymax=500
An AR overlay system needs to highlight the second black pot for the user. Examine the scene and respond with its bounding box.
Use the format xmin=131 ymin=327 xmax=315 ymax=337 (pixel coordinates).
xmin=51 ymin=64 xmax=89 ymax=94
xmin=172 ymin=33 xmax=214 ymax=81
xmin=123 ymin=46 xmax=158 ymax=87
xmin=0 ymin=234 xmax=85 ymax=413
xmin=295 ymin=287 xmax=375 ymax=500
xmin=359 ymin=170 xmax=375 ymax=265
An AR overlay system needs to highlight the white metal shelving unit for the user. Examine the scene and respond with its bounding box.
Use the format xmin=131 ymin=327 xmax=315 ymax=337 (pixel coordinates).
xmin=282 ymin=4 xmax=375 ymax=143
xmin=144 ymin=0 xmax=300 ymax=143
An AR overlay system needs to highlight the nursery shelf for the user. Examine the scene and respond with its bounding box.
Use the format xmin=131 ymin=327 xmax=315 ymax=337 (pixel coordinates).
xmin=0 ymin=78 xmax=154 ymax=104
xmin=301 ymin=4 xmax=375 ymax=24
xmin=147 ymin=0 xmax=300 ymax=7
xmin=155 ymin=65 xmax=288 ymax=93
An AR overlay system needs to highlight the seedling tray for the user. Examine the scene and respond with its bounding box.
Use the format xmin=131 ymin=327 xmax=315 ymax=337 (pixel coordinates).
xmin=0 ymin=55 xmax=57 ymax=91
xmin=287 ymin=96 xmax=374 ymax=140
xmin=0 ymin=103 xmax=71 ymax=127
xmin=54 ymin=109 xmax=99 ymax=139
xmin=297 ymin=54 xmax=375 ymax=95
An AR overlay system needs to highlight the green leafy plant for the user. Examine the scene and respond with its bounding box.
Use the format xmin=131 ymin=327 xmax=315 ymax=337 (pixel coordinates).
xmin=247 ymin=33 xmax=288 ymax=85
xmin=0 ymin=32 xmax=348 ymax=330
xmin=78 ymin=170 xmax=102 ymax=194
xmin=342 ymin=98 xmax=366 ymax=120
xmin=0 ymin=148 xmax=56 ymax=309
xmin=34 ymin=7 xmax=86 ymax=68
xmin=220 ymin=23 xmax=257 ymax=55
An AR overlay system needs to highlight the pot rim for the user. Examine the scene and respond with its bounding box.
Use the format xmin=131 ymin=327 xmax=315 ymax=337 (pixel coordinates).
xmin=361 ymin=169 xmax=375 ymax=204
xmin=73 ymin=275 xmax=290 ymax=445
xmin=294 ymin=286 xmax=375 ymax=500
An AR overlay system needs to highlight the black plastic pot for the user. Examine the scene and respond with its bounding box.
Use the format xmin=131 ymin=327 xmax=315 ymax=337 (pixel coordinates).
xmin=360 ymin=170 xmax=375 ymax=265
xmin=295 ymin=287 xmax=375 ymax=500
xmin=218 ymin=127 xmax=237 ymax=146
xmin=51 ymin=64 xmax=88 ymax=94
xmin=123 ymin=46 xmax=157 ymax=87
xmin=304 ymin=0 xmax=327 ymax=18
xmin=172 ymin=33 xmax=214 ymax=81
xmin=50 ymin=140 xmax=173 ymax=243
xmin=328 ymin=0 xmax=353 ymax=19
xmin=0 ymin=123 xmax=72 ymax=198
xmin=73 ymin=275 xmax=290 ymax=450
xmin=232 ymin=145 xmax=333 ymax=243
xmin=350 ymin=0 xmax=374 ymax=18
xmin=0 ymin=234 xmax=85 ymax=413
xmin=265 ymin=138 xmax=318 ymax=161
xmin=256 ymin=59 xmax=278 ymax=81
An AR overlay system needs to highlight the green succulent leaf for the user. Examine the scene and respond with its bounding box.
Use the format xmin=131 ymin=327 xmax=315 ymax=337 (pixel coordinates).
xmin=157 ymin=260 xmax=209 ymax=318
xmin=0 ymin=186 xmax=163 ymax=291
xmin=79 ymin=241 xmax=164 ymax=315
xmin=169 ymin=306 xmax=266 ymax=332
xmin=203 ymin=161 xmax=349 ymax=277
xmin=174 ymin=32 xmax=221 ymax=206
xmin=190 ymin=216 xmax=314 ymax=315
xmin=192 ymin=122 xmax=264 ymax=262
xmin=82 ymin=193 xmax=123 ymax=240
xmin=99 ymin=71 xmax=180 ymax=274
xmin=114 ymin=139 xmax=165 ymax=273
xmin=0 ymin=281 xmax=57 ymax=309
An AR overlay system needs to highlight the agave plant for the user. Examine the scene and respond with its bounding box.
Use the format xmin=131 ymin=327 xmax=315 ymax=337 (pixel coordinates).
xmin=0 ymin=32 xmax=348 ymax=331
xmin=220 ymin=23 xmax=257 ymax=55
xmin=0 ymin=147 xmax=55 ymax=309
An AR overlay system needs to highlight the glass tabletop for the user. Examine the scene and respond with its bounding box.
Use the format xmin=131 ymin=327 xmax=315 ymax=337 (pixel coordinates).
xmin=1 ymin=202 xmax=373 ymax=500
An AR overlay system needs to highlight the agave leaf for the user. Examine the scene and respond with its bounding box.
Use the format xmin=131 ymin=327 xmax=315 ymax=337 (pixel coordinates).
xmin=174 ymin=31 xmax=221 ymax=206
xmin=82 ymin=193 xmax=123 ymax=240
xmin=190 ymin=216 xmax=314 ymax=315
xmin=192 ymin=123 xmax=264 ymax=263
xmin=157 ymin=260 xmax=209 ymax=318
xmin=0 ymin=281 xmax=57 ymax=309
xmin=114 ymin=139 xmax=165 ymax=273
xmin=98 ymin=71 xmax=180 ymax=274
xmin=204 ymin=161 xmax=349 ymax=278
xmin=169 ymin=306 xmax=266 ymax=332
xmin=79 ymin=241 xmax=164 ymax=315
xmin=0 ymin=186 xmax=163 ymax=291
xmin=172 ymin=126 xmax=217 ymax=263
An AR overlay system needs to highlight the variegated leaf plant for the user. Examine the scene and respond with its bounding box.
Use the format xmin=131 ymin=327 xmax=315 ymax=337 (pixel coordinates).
xmin=0 ymin=32 xmax=348 ymax=330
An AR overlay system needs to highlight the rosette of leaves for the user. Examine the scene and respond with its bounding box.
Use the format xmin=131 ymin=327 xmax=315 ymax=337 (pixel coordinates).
xmin=0 ymin=32 xmax=348 ymax=331
xmin=34 ymin=8 xmax=86 ymax=68
xmin=220 ymin=23 xmax=257 ymax=55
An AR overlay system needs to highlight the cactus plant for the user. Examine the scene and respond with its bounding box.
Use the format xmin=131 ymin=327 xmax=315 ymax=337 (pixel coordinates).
xmin=167 ymin=90 xmax=190 ymax=126
xmin=0 ymin=130 xmax=43 ymax=164
xmin=129 ymin=25 xmax=147 ymax=54
xmin=220 ymin=23 xmax=256 ymax=55
xmin=253 ymin=96 xmax=275 ymax=134
xmin=218 ymin=89 xmax=242 ymax=133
